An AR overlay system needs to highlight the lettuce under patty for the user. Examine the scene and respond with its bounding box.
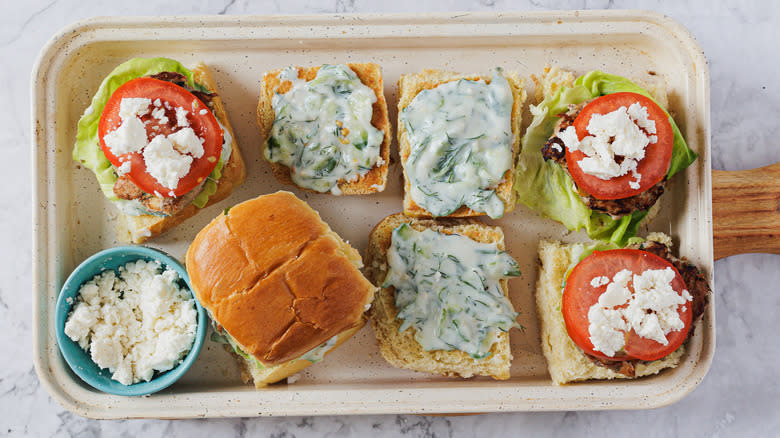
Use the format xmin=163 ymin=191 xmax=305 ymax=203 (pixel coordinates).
xmin=514 ymin=71 xmax=698 ymax=245
xmin=73 ymin=57 xmax=225 ymax=209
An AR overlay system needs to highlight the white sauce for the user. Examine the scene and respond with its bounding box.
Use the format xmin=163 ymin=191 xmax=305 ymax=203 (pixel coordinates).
xmin=383 ymin=224 xmax=521 ymax=359
xmin=587 ymin=267 xmax=692 ymax=357
xmin=299 ymin=335 xmax=339 ymax=363
xmin=64 ymin=260 xmax=197 ymax=385
xmin=266 ymin=64 xmax=384 ymax=194
xmin=400 ymin=69 xmax=514 ymax=218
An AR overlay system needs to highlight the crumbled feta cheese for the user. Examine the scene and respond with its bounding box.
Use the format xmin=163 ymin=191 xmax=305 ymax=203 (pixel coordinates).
xmin=198 ymin=109 xmax=208 ymax=115
xmin=102 ymin=98 xmax=214 ymax=191
xmin=102 ymin=98 xmax=152 ymax=156
xmin=629 ymin=168 xmax=642 ymax=190
xmin=590 ymin=276 xmax=610 ymax=288
xmin=63 ymin=260 xmax=197 ymax=385
xmin=151 ymin=107 xmax=168 ymax=124
xmin=560 ymin=102 xmax=658 ymax=189
xmin=587 ymin=267 xmax=691 ymax=357
xmin=143 ymin=135 xmax=194 ymax=190
xmin=175 ymin=106 xmax=190 ymax=128
xmin=116 ymin=160 xmax=132 ymax=176
xmin=118 ymin=98 xmax=152 ymax=120
xmin=167 ymin=127 xmax=205 ymax=158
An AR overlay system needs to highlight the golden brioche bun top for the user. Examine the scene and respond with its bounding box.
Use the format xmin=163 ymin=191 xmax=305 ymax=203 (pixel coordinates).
xmin=185 ymin=191 xmax=375 ymax=365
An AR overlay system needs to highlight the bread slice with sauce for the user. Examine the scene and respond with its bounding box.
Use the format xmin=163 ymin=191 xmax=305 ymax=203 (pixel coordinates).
xmin=257 ymin=63 xmax=392 ymax=195
xmin=535 ymin=236 xmax=685 ymax=385
xmin=364 ymin=213 xmax=514 ymax=380
xmin=116 ymin=62 xmax=246 ymax=243
xmin=397 ymin=69 xmax=527 ymax=218
xmin=185 ymin=191 xmax=376 ymax=387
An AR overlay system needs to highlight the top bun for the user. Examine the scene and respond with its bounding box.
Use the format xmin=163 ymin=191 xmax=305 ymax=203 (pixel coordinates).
xmin=185 ymin=191 xmax=375 ymax=365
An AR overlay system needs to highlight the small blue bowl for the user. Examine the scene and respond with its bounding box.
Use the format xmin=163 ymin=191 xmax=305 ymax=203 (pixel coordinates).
xmin=55 ymin=246 xmax=207 ymax=396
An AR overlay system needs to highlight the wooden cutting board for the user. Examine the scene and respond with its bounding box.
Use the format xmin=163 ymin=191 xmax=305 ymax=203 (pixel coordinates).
xmin=713 ymin=162 xmax=780 ymax=260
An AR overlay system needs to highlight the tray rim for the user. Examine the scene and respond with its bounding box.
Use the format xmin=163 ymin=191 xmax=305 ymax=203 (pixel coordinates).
xmin=32 ymin=9 xmax=714 ymax=419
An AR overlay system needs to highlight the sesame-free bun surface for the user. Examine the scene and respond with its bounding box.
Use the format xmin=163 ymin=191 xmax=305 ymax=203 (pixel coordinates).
xmin=185 ymin=191 xmax=376 ymax=386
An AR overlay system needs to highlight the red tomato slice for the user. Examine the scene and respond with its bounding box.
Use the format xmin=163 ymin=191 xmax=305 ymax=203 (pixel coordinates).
xmin=98 ymin=77 xmax=222 ymax=197
xmin=562 ymin=249 xmax=692 ymax=362
xmin=565 ymin=92 xmax=674 ymax=200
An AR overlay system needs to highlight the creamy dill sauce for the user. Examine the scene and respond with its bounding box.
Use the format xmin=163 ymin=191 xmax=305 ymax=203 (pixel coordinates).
xmin=400 ymin=69 xmax=514 ymax=218
xmin=383 ymin=224 xmax=521 ymax=359
xmin=214 ymin=327 xmax=338 ymax=368
xmin=266 ymin=64 xmax=384 ymax=194
xmin=300 ymin=335 xmax=339 ymax=363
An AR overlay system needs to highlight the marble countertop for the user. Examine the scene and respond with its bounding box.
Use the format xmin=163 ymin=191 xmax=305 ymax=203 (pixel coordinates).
xmin=4 ymin=0 xmax=779 ymax=436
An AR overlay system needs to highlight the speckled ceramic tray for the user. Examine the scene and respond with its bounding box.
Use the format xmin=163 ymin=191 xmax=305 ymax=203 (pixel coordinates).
xmin=32 ymin=11 xmax=713 ymax=418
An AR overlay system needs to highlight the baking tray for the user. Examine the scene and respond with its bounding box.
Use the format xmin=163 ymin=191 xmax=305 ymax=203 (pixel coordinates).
xmin=32 ymin=11 xmax=713 ymax=418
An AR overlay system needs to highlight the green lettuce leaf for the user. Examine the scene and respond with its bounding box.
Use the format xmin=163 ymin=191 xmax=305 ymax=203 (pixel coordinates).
xmin=73 ymin=57 xmax=223 ymax=210
xmin=514 ymin=71 xmax=698 ymax=245
xmin=192 ymin=157 xmax=223 ymax=208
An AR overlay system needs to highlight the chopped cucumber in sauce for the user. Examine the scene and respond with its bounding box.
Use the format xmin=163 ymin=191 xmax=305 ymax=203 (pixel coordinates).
xmin=400 ymin=69 xmax=514 ymax=218
xmin=383 ymin=223 xmax=521 ymax=359
xmin=266 ymin=64 xmax=384 ymax=194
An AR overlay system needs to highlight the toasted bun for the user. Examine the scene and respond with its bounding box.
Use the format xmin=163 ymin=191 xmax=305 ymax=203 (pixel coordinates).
xmin=233 ymin=324 xmax=363 ymax=388
xmin=364 ymin=213 xmax=513 ymax=380
xmin=396 ymin=69 xmax=526 ymax=218
xmin=185 ymin=191 xmax=376 ymax=387
xmin=535 ymin=238 xmax=684 ymax=385
xmin=116 ymin=62 xmax=246 ymax=243
xmin=257 ymin=63 xmax=391 ymax=195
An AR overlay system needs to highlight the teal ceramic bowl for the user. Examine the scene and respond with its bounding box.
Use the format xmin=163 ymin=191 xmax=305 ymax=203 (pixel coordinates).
xmin=55 ymin=246 xmax=206 ymax=396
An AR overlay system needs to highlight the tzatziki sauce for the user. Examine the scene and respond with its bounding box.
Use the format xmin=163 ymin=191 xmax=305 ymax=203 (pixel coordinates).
xmin=383 ymin=223 xmax=521 ymax=359
xmin=266 ymin=64 xmax=384 ymax=194
xmin=400 ymin=69 xmax=514 ymax=218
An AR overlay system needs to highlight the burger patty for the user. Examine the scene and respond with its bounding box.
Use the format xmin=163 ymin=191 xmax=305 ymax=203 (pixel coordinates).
xmin=113 ymin=175 xmax=190 ymax=216
xmin=541 ymin=102 xmax=666 ymax=218
xmin=148 ymin=71 xmax=217 ymax=107
xmin=111 ymin=72 xmax=217 ymax=216
xmin=584 ymin=239 xmax=711 ymax=377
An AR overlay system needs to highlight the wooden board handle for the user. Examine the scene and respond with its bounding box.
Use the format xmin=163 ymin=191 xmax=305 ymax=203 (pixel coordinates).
xmin=712 ymin=162 xmax=780 ymax=260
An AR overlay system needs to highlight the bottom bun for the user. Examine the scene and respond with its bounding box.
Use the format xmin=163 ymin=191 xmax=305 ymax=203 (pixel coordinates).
xmin=233 ymin=323 xmax=365 ymax=388
xmin=536 ymin=239 xmax=684 ymax=385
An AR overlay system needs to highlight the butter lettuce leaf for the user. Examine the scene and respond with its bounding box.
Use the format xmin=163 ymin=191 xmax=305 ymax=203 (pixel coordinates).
xmin=73 ymin=57 xmax=223 ymax=210
xmin=514 ymin=71 xmax=697 ymax=245
xmin=192 ymin=157 xmax=223 ymax=208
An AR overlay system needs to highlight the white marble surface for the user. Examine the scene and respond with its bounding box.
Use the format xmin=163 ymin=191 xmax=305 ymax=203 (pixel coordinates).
xmin=3 ymin=0 xmax=779 ymax=436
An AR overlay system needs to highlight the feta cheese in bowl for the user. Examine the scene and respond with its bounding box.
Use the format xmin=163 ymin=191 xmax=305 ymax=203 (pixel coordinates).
xmin=55 ymin=246 xmax=207 ymax=396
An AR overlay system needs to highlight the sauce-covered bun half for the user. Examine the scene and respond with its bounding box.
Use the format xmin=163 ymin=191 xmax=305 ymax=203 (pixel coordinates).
xmin=185 ymin=191 xmax=375 ymax=367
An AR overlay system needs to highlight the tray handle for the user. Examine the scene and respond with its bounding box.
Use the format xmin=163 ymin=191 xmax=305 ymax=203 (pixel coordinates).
xmin=713 ymin=162 xmax=780 ymax=260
